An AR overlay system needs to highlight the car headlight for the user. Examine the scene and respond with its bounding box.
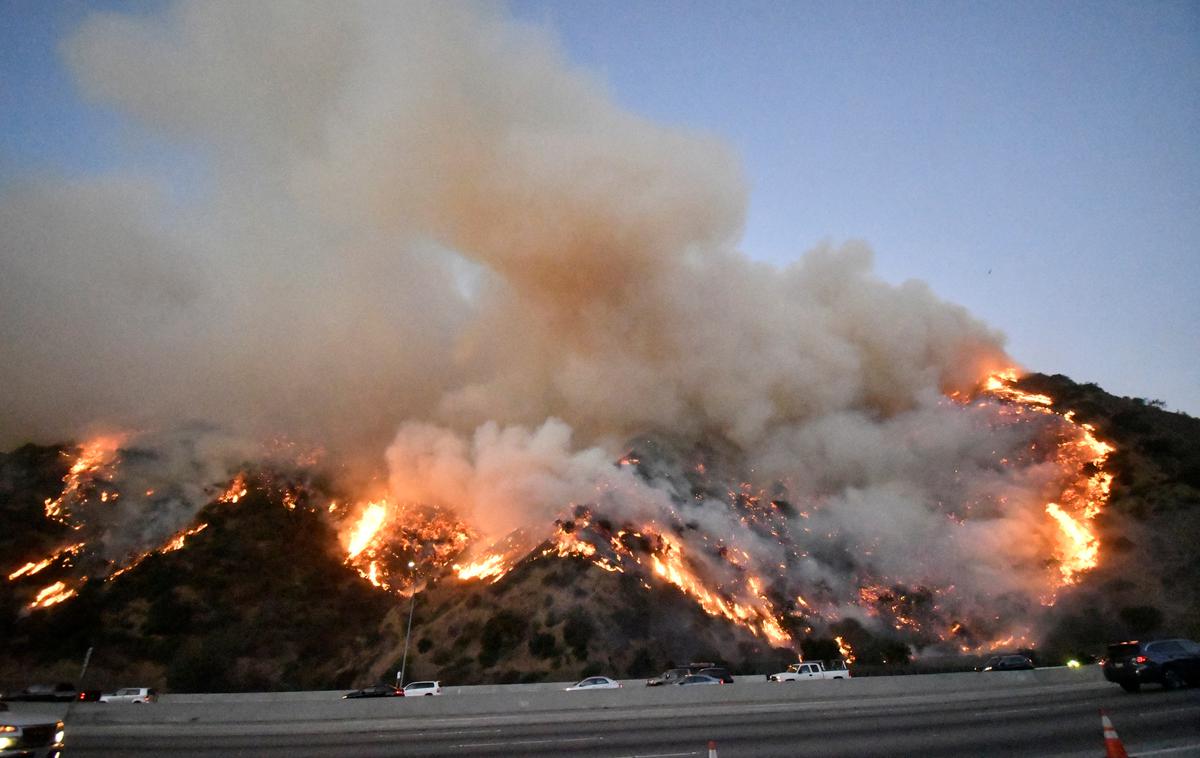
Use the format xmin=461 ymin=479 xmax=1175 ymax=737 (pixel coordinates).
xmin=0 ymin=735 xmax=15 ymax=749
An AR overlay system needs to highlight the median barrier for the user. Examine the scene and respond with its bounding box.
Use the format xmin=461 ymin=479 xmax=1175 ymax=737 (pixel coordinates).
xmin=68 ymin=665 xmax=1104 ymax=728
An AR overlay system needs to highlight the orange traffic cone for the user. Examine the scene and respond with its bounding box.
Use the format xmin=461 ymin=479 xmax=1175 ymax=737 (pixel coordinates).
xmin=707 ymin=739 xmax=718 ymax=758
xmin=1100 ymin=709 xmax=1129 ymax=758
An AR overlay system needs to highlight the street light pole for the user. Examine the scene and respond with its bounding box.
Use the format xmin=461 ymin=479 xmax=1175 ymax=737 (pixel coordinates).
xmin=398 ymin=561 xmax=417 ymax=688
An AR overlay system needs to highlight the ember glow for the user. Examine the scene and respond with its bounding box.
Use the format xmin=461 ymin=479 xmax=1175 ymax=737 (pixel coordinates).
xmin=43 ymin=434 xmax=126 ymax=528
xmin=30 ymin=581 xmax=76 ymax=609
xmin=651 ymin=535 xmax=791 ymax=647
xmin=835 ymin=635 xmax=856 ymax=664
xmin=360 ymin=366 xmax=1117 ymax=652
xmin=346 ymin=501 xmax=387 ymax=560
xmin=973 ymin=369 xmax=1114 ymax=585
xmin=106 ymin=522 xmax=211 ymax=582
xmin=7 ymin=371 xmax=1116 ymax=658
xmin=218 ymin=473 xmax=249 ymax=504
xmin=7 ymin=542 xmax=85 ymax=581
xmin=453 ymin=553 xmax=511 ymax=582
xmin=341 ymin=499 xmax=476 ymax=592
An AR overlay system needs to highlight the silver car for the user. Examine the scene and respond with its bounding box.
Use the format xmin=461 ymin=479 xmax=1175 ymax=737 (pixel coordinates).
xmin=402 ymin=681 xmax=442 ymax=696
xmin=100 ymin=687 xmax=157 ymax=704
xmin=0 ymin=702 xmax=65 ymax=758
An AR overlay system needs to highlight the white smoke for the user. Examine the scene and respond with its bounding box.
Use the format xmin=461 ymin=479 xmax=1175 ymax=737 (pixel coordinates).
xmin=1 ymin=1 xmax=1074 ymax=644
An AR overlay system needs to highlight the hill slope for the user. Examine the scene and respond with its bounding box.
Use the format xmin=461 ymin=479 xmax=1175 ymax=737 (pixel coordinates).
xmin=1 ymin=373 xmax=1197 ymax=690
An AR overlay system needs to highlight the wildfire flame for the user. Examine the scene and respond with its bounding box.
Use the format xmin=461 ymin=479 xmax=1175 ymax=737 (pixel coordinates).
xmin=7 ymin=542 xmax=86 ymax=581
xmin=974 ymin=369 xmax=1113 ymax=585
xmin=346 ymin=501 xmax=387 ymax=559
xmin=30 ymin=581 xmax=76 ymax=609
xmin=8 ymin=364 xmax=1116 ymax=657
xmin=218 ymin=473 xmax=249 ymax=504
xmin=42 ymin=434 xmax=126 ymax=528
xmin=835 ymin=635 xmax=855 ymax=664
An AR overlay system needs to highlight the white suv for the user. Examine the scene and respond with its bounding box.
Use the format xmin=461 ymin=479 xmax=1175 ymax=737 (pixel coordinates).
xmin=402 ymin=681 xmax=442 ymax=696
xmin=100 ymin=687 xmax=157 ymax=704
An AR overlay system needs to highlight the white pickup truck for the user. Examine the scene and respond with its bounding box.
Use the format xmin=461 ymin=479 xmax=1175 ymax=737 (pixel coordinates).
xmin=768 ymin=661 xmax=850 ymax=682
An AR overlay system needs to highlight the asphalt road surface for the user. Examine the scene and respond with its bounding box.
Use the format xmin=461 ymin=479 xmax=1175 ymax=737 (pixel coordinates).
xmin=66 ymin=680 xmax=1200 ymax=757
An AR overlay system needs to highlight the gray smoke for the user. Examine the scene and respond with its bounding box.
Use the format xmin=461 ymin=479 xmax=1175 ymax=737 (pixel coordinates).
xmin=2 ymin=1 xmax=1081 ymax=644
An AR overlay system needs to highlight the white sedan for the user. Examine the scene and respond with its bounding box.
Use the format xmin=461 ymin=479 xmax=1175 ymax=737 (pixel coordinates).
xmin=564 ymin=676 xmax=622 ymax=691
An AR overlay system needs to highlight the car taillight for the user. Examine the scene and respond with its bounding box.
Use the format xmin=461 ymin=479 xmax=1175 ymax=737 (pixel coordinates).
xmin=1134 ymin=655 xmax=1147 ymax=664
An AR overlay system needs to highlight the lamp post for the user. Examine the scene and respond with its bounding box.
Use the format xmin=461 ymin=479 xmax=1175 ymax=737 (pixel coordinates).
xmin=397 ymin=561 xmax=417 ymax=689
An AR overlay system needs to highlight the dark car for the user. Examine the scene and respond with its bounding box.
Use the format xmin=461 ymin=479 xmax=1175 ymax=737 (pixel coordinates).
xmin=646 ymin=662 xmax=717 ymax=687
xmin=698 ymin=667 xmax=734 ymax=684
xmin=677 ymin=674 xmax=722 ymax=686
xmin=646 ymin=668 xmax=691 ymax=687
xmin=342 ymin=684 xmax=403 ymax=699
xmin=979 ymin=655 xmax=1034 ymax=672
xmin=2 ymin=683 xmax=77 ymax=702
xmin=1102 ymin=639 xmax=1200 ymax=693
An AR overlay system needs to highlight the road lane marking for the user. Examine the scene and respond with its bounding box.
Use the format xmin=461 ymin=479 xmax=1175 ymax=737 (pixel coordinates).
xmin=1131 ymin=744 xmax=1200 ymax=756
xmin=1137 ymin=706 xmax=1200 ymax=717
xmin=454 ymin=736 xmax=600 ymax=748
xmin=971 ymin=702 xmax=1092 ymax=717
xmin=378 ymin=728 xmax=503 ymax=738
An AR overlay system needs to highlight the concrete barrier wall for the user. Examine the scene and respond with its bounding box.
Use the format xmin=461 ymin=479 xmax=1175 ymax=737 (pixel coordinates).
xmin=70 ymin=666 xmax=1104 ymax=726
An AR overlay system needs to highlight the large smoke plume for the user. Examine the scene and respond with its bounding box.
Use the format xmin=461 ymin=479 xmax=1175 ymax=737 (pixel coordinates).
xmin=3 ymin=1 xmax=1079 ymax=645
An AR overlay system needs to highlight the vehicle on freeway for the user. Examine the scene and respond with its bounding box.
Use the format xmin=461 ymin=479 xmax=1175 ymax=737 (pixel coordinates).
xmin=0 ymin=702 xmax=65 ymax=758
xmin=646 ymin=662 xmax=717 ymax=686
xmin=100 ymin=687 xmax=157 ymax=704
xmin=343 ymin=684 xmax=403 ymax=699
xmin=76 ymin=690 xmax=102 ymax=702
xmin=1102 ymin=639 xmax=1200 ymax=693
xmin=698 ymin=667 xmax=734 ymax=683
xmin=0 ymin=684 xmax=76 ymax=703
xmin=676 ymin=674 xmax=722 ymax=686
xmin=402 ymin=681 xmax=442 ymax=696
xmin=768 ymin=661 xmax=850 ymax=682
xmin=565 ymin=676 xmax=622 ymax=691
xmin=979 ymin=655 xmax=1035 ymax=672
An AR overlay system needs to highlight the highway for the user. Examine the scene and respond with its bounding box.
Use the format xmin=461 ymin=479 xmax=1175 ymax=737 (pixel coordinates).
xmin=55 ymin=671 xmax=1200 ymax=757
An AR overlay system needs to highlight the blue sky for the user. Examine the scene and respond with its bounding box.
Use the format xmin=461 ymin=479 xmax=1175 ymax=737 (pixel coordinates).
xmin=2 ymin=0 xmax=1198 ymax=414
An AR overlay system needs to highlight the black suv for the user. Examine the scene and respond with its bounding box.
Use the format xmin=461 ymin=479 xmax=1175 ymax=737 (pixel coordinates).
xmin=646 ymin=662 xmax=718 ymax=687
xmin=1103 ymin=639 xmax=1200 ymax=693
xmin=1 ymin=682 xmax=77 ymax=702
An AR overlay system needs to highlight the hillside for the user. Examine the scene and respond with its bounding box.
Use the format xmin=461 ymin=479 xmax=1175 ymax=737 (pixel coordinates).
xmin=1017 ymin=375 xmax=1200 ymax=656
xmin=1 ymin=373 xmax=1198 ymax=691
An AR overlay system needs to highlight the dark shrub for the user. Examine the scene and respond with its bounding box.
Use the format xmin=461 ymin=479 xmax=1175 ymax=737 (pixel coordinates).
xmin=529 ymin=632 xmax=559 ymax=660
xmin=477 ymin=610 xmax=527 ymax=668
xmin=562 ymin=608 xmax=594 ymax=659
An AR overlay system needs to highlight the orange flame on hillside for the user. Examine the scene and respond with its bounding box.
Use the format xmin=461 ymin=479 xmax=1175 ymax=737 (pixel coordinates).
xmin=454 ymin=553 xmax=511 ymax=582
xmin=974 ymin=369 xmax=1113 ymax=585
xmin=346 ymin=501 xmax=387 ymax=559
xmin=8 ymin=542 xmax=86 ymax=581
xmin=43 ymin=434 xmax=126 ymax=528
xmin=835 ymin=635 xmax=855 ymax=664
xmin=30 ymin=581 xmax=76 ymax=609
xmin=218 ymin=473 xmax=248 ymax=504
